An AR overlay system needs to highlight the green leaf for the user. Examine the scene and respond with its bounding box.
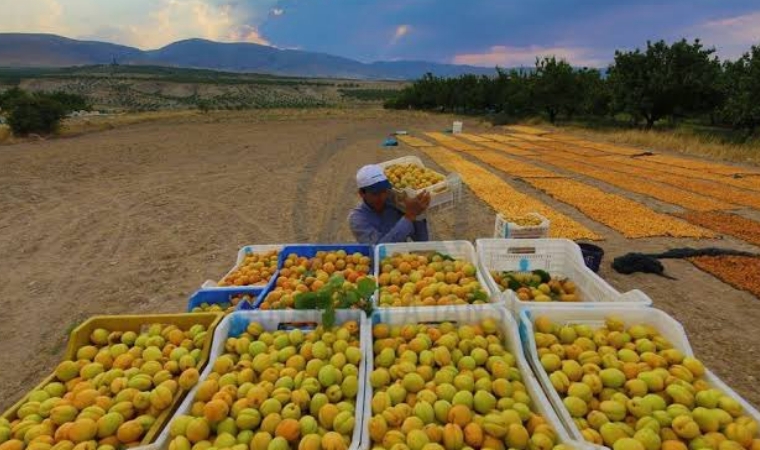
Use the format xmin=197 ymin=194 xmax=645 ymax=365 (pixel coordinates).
xmin=362 ymin=301 xmax=374 ymax=317
xmin=341 ymin=291 xmax=359 ymax=308
xmin=323 ymin=307 xmax=336 ymax=328
xmin=327 ymin=274 xmax=345 ymax=289
xmin=315 ymin=295 xmax=332 ymax=309
xmin=294 ymin=292 xmax=318 ymax=309
xmin=473 ymin=290 xmax=489 ymax=301
xmin=532 ymin=269 xmax=551 ymax=283
xmin=356 ymin=278 xmax=377 ymax=298
xmin=434 ymin=251 xmax=455 ymax=261
xmin=507 ymin=279 xmax=522 ymax=291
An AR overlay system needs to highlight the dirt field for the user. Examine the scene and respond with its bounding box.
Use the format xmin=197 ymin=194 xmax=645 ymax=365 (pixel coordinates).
xmin=1 ymin=109 xmax=758 ymax=412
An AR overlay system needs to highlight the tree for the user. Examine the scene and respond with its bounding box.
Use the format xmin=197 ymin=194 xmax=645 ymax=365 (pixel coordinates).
xmin=667 ymin=39 xmax=723 ymax=120
xmin=608 ymin=39 xmax=721 ymax=128
xmin=7 ymin=96 xmax=67 ymax=136
xmin=532 ymin=56 xmax=577 ymax=123
xmin=722 ymin=45 xmax=760 ymax=134
xmin=491 ymin=68 xmax=535 ymax=119
xmin=0 ymin=87 xmax=30 ymax=113
xmin=575 ymin=68 xmax=610 ymax=118
xmin=197 ymin=99 xmax=212 ymax=113
xmin=47 ymin=91 xmax=91 ymax=112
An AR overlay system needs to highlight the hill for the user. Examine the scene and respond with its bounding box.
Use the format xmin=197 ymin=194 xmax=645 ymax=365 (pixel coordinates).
xmin=0 ymin=34 xmax=495 ymax=80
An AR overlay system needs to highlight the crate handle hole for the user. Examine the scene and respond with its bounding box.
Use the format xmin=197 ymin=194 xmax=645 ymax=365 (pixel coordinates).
xmin=277 ymin=321 xmax=319 ymax=331
xmin=507 ymin=247 xmax=538 ymax=255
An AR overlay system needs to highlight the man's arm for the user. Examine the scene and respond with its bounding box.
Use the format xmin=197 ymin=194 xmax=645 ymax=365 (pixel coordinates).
xmin=404 ymin=191 xmax=430 ymax=242
xmin=411 ymin=218 xmax=429 ymax=242
xmin=349 ymin=211 xmax=415 ymax=245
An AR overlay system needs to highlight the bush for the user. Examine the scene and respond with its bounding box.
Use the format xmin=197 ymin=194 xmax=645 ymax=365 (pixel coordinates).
xmin=339 ymin=88 xmax=401 ymax=101
xmin=0 ymin=88 xmax=89 ymax=136
xmin=0 ymin=87 xmax=29 ymax=112
xmin=47 ymin=91 xmax=90 ymax=112
xmin=8 ymin=96 xmax=67 ymax=136
xmin=722 ymin=45 xmax=760 ymax=135
xmin=196 ymin=99 xmax=212 ymax=113
xmin=488 ymin=111 xmax=520 ymax=126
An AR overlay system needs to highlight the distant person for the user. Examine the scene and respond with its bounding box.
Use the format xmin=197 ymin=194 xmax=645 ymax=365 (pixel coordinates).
xmin=349 ymin=164 xmax=430 ymax=245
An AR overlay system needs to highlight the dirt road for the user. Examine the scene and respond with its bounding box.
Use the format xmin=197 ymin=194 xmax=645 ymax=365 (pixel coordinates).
xmin=1 ymin=109 xmax=758 ymax=410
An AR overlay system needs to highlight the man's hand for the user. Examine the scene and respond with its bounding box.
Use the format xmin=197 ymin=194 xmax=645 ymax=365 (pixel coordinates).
xmin=404 ymin=191 xmax=431 ymax=221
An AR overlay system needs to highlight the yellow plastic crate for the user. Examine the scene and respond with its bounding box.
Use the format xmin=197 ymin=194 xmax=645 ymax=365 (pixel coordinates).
xmin=2 ymin=312 xmax=223 ymax=447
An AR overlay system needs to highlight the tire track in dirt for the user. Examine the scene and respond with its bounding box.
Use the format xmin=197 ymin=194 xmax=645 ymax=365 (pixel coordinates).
xmin=290 ymin=125 xmax=354 ymax=242
xmin=315 ymin=130 xmax=387 ymax=243
xmin=5 ymin=113 xmax=759 ymax=411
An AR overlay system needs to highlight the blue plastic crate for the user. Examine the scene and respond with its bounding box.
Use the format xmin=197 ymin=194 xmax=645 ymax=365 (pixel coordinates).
xmin=198 ymin=244 xmax=283 ymax=296
xmin=252 ymin=244 xmax=374 ymax=309
xmin=250 ymin=282 xmax=276 ymax=309
xmin=186 ymin=288 xmax=264 ymax=312
xmin=277 ymin=244 xmax=373 ymax=263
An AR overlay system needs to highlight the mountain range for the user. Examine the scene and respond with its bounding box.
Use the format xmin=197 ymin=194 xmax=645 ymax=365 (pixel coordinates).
xmin=0 ymin=33 xmax=496 ymax=80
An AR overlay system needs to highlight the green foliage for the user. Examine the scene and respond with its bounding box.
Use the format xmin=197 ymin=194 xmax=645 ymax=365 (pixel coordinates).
xmin=1 ymin=88 xmax=89 ymax=136
xmin=385 ymin=70 xmax=534 ymax=116
xmin=722 ymin=45 xmax=760 ymax=134
xmin=8 ymin=96 xmax=67 ymax=136
xmin=576 ymin=68 xmax=611 ymax=117
xmin=532 ymin=56 xmax=577 ymax=123
xmin=196 ymin=99 xmax=212 ymax=113
xmin=0 ymin=87 xmax=30 ymax=112
xmin=608 ymin=39 xmax=722 ymax=128
xmin=339 ymin=89 xmax=400 ymax=101
xmin=385 ymin=62 xmax=606 ymax=124
xmin=294 ymin=274 xmax=376 ymax=328
xmin=0 ymin=65 xmax=332 ymax=87
xmin=490 ymin=68 xmax=536 ymax=120
xmin=384 ymin=37 xmax=760 ymax=134
xmin=47 ymin=91 xmax=91 ymax=112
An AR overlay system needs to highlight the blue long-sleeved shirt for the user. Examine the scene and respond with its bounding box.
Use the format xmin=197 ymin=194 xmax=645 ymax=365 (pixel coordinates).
xmin=348 ymin=200 xmax=429 ymax=245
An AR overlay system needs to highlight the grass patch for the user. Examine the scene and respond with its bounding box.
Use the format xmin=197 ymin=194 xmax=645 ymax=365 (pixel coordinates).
xmin=338 ymin=88 xmax=400 ymax=101
xmin=534 ymin=121 xmax=760 ymax=166
xmin=48 ymin=317 xmax=85 ymax=355
xmin=1 ymin=107 xmax=407 ymax=144
xmin=502 ymin=116 xmax=760 ymax=166
xmin=59 ymin=110 xmax=199 ymax=137
xmin=570 ymin=128 xmax=760 ymax=165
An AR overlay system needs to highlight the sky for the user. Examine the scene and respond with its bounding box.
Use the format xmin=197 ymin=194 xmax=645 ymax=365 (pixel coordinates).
xmin=1 ymin=0 xmax=759 ymax=67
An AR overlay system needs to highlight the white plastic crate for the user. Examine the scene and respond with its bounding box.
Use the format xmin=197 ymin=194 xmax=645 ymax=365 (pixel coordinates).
xmin=155 ymin=309 xmax=370 ymax=450
xmin=376 ymin=155 xmax=461 ymax=212
xmin=494 ymin=213 xmax=550 ymax=239
xmin=200 ymin=244 xmax=283 ymax=290
xmin=519 ymin=306 xmax=760 ymax=450
xmin=360 ymin=304 xmax=580 ymax=450
xmin=476 ymin=238 xmax=650 ymax=312
xmin=374 ymin=240 xmax=494 ymax=307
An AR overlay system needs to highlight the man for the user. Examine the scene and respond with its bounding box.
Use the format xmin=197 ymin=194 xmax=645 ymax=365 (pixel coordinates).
xmin=349 ymin=164 xmax=431 ymax=245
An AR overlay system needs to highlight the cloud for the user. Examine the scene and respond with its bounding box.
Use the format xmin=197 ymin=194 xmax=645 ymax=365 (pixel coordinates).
xmin=700 ymin=11 xmax=760 ymax=41
xmin=391 ymin=24 xmax=411 ymax=44
xmin=690 ymin=11 xmax=760 ymax=59
xmin=0 ymin=0 xmax=70 ymax=35
xmin=0 ymin=0 xmax=275 ymax=49
xmin=452 ymin=45 xmax=607 ymax=68
xmin=138 ymin=0 xmax=271 ymax=48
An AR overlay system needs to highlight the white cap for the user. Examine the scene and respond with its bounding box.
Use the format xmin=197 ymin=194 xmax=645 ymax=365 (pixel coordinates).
xmin=356 ymin=164 xmax=391 ymax=191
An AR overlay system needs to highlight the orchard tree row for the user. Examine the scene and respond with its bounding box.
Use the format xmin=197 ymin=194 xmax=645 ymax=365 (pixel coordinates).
xmin=385 ymin=39 xmax=760 ymax=134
